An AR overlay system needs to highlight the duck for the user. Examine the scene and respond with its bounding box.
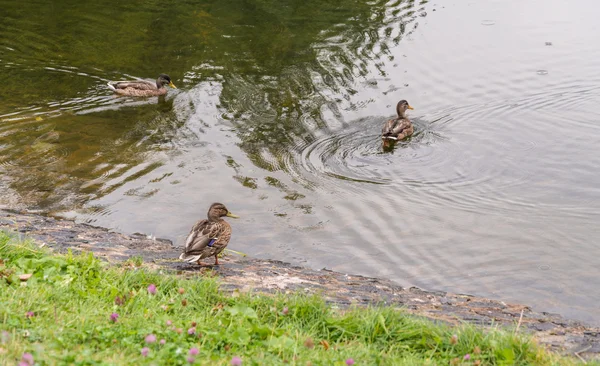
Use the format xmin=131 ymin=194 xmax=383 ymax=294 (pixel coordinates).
xmin=179 ymin=203 xmax=239 ymax=266
xmin=381 ymin=100 xmax=414 ymax=141
xmin=107 ymin=74 xmax=176 ymax=97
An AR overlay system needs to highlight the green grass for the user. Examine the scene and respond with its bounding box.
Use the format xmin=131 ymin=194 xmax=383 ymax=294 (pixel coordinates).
xmin=0 ymin=231 xmax=591 ymax=365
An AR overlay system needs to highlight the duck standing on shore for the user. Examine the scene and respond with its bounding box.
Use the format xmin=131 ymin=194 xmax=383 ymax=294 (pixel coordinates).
xmin=179 ymin=203 xmax=239 ymax=266
xmin=107 ymin=74 xmax=176 ymax=97
xmin=381 ymin=100 xmax=414 ymax=148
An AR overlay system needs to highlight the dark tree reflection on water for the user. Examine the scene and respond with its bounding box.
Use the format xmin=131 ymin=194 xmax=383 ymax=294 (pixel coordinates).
xmin=0 ymin=0 xmax=424 ymax=210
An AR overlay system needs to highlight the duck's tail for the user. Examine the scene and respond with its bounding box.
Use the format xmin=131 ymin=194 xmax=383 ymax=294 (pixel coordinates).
xmin=382 ymin=135 xmax=398 ymax=140
xmin=107 ymin=82 xmax=117 ymax=91
xmin=179 ymin=252 xmax=202 ymax=263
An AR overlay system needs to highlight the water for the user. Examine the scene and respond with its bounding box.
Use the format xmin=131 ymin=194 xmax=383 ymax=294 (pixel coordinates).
xmin=1 ymin=0 xmax=600 ymax=324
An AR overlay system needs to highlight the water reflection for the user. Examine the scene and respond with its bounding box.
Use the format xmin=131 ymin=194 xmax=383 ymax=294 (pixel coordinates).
xmin=0 ymin=0 xmax=423 ymax=209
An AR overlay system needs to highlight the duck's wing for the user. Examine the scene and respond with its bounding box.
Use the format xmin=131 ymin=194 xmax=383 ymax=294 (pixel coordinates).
xmin=382 ymin=118 xmax=397 ymax=136
xmin=179 ymin=220 xmax=223 ymax=259
xmin=107 ymin=80 xmax=157 ymax=91
xmin=390 ymin=119 xmax=412 ymax=136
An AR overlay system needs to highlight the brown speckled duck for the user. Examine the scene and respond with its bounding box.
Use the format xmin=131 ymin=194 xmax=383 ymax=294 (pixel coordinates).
xmin=382 ymin=100 xmax=414 ymax=141
xmin=179 ymin=203 xmax=238 ymax=266
xmin=107 ymin=74 xmax=176 ymax=97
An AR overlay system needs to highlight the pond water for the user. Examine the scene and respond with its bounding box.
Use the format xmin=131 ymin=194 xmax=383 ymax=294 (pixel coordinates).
xmin=1 ymin=0 xmax=599 ymax=324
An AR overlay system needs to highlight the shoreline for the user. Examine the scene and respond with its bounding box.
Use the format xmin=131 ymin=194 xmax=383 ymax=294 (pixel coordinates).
xmin=1 ymin=208 xmax=598 ymax=360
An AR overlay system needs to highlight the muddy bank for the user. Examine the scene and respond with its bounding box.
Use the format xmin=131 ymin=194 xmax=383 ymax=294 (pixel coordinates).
xmin=1 ymin=209 xmax=598 ymax=360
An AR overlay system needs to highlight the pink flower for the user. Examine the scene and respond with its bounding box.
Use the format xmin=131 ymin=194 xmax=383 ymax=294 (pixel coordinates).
xmin=231 ymin=356 xmax=242 ymax=365
xmin=147 ymin=284 xmax=157 ymax=295
xmin=346 ymin=359 xmax=355 ymax=366
xmin=145 ymin=334 xmax=157 ymax=343
xmin=110 ymin=313 xmax=119 ymax=323
xmin=141 ymin=347 xmax=150 ymax=357
xmin=282 ymin=307 xmax=289 ymax=315
xmin=21 ymin=353 xmax=34 ymax=365
xmin=187 ymin=356 xmax=196 ymax=364
xmin=464 ymin=354 xmax=471 ymax=360
xmin=160 ymin=339 xmax=166 ymax=345
xmin=189 ymin=348 xmax=199 ymax=356
xmin=25 ymin=312 xmax=35 ymax=318
xmin=0 ymin=330 xmax=10 ymax=344
xmin=166 ymin=320 xmax=173 ymax=326
xmin=187 ymin=327 xmax=196 ymax=335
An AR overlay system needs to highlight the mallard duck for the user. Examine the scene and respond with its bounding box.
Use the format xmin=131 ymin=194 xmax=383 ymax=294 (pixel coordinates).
xmin=382 ymin=100 xmax=414 ymax=141
xmin=179 ymin=203 xmax=239 ymax=266
xmin=107 ymin=74 xmax=176 ymax=97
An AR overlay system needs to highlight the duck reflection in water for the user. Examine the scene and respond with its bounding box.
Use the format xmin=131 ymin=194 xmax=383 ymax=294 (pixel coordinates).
xmin=381 ymin=100 xmax=414 ymax=151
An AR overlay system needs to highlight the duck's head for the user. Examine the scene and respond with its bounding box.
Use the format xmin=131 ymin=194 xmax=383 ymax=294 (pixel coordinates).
xmin=157 ymin=74 xmax=177 ymax=89
xmin=396 ymin=100 xmax=414 ymax=117
xmin=207 ymin=202 xmax=239 ymax=221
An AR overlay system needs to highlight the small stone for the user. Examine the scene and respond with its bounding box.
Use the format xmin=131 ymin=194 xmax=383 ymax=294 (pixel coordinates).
xmin=18 ymin=274 xmax=33 ymax=281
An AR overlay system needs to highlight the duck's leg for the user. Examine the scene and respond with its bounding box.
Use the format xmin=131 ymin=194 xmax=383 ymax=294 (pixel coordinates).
xmin=214 ymin=255 xmax=219 ymax=265
xmin=196 ymin=259 xmax=203 ymax=266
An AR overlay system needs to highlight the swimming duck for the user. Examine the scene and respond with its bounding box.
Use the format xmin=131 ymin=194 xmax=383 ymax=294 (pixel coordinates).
xmin=179 ymin=203 xmax=239 ymax=266
xmin=107 ymin=74 xmax=176 ymax=97
xmin=382 ymin=100 xmax=414 ymax=141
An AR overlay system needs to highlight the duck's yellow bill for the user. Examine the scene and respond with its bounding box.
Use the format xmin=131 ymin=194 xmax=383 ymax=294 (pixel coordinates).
xmin=226 ymin=212 xmax=239 ymax=218
xmin=407 ymin=105 xmax=414 ymax=110
xmin=169 ymin=81 xmax=177 ymax=89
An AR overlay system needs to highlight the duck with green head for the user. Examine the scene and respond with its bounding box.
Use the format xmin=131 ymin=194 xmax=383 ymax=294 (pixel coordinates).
xmin=179 ymin=203 xmax=239 ymax=266
xmin=107 ymin=74 xmax=177 ymax=97
xmin=382 ymin=100 xmax=414 ymax=148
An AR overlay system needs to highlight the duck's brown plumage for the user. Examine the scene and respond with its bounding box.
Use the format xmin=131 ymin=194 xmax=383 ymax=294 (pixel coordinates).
xmin=382 ymin=100 xmax=414 ymax=140
xmin=179 ymin=203 xmax=238 ymax=265
xmin=108 ymin=74 xmax=176 ymax=97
